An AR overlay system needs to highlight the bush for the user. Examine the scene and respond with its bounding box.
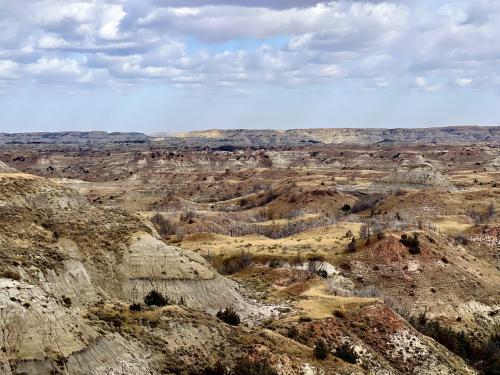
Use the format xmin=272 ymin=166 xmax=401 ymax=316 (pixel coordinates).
xmin=144 ymin=290 xmax=169 ymax=307
xmin=180 ymin=210 xmax=196 ymax=223
xmin=410 ymin=313 xmax=500 ymax=374
xmin=198 ymin=358 xmax=277 ymax=375
xmin=314 ymin=339 xmax=329 ymax=359
xmin=287 ymin=326 xmax=299 ymax=340
xmin=216 ymin=307 xmax=240 ymax=326
xmin=334 ymin=343 xmax=358 ymax=364
xmin=220 ymin=251 xmax=253 ymax=275
xmin=129 ymin=303 xmax=142 ymax=312
xmin=341 ymin=204 xmax=351 ymax=212
xmin=151 ymin=213 xmax=175 ymax=236
xmin=200 ymin=361 xmax=228 ymax=375
xmin=315 ymin=269 xmax=328 ymax=279
xmin=0 ymin=268 xmax=21 ymax=281
xmin=346 ymin=238 xmax=357 ymax=253
xmin=351 ymin=194 xmax=383 ymax=214
xmin=232 ymin=357 xmax=278 ymax=375
xmin=400 ymin=233 xmax=420 ymax=254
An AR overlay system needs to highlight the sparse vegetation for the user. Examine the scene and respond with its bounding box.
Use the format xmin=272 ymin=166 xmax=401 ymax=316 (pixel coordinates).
xmin=151 ymin=212 xmax=175 ymax=236
xmin=410 ymin=313 xmax=500 ymax=374
xmin=314 ymin=339 xmax=329 ymax=359
xmin=144 ymin=290 xmax=169 ymax=307
xmin=334 ymin=343 xmax=358 ymax=364
xmin=216 ymin=307 xmax=240 ymax=326
xmin=346 ymin=237 xmax=357 ymax=253
xmin=129 ymin=303 xmax=142 ymax=312
xmin=400 ymin=233 xmax=420 ymax=254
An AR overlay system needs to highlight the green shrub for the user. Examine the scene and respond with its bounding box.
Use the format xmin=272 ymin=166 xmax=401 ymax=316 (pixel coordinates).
xmin=216 ymin=307 xmax=240 ymax=326
xmin=129 ymin=303 xmax=142 ymax=312
xmin=400 ymin=233 xmax=420 ymax=254
xmin=232 ymin=357 xmax=278 ymax=375
xmin=144 ymin=290 xmax=169 ymax=307
xmin=314 ymin=339 xmax=329 ymax=359
xmin=341 ymin=204 xmax=351 ymax=212
xmin=410 ymin=313 xmax=500 ymax=374
xmin=334 ymin=343 xmax=358 ymax=364
xmin=346 ymin=238 xmax=357 ymax=253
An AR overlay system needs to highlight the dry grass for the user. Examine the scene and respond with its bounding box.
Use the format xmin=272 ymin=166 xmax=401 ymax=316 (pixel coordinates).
xmin=294 ymin=281 xmax=378 ymax=320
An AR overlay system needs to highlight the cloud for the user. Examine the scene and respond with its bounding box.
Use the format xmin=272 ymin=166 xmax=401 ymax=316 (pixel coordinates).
xmin=0 ymin=0 xmax=499 ymax=92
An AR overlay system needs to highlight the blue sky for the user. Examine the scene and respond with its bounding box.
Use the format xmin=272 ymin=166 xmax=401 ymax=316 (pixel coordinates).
xmin=0 ymin=0 xmax=499 ymax=133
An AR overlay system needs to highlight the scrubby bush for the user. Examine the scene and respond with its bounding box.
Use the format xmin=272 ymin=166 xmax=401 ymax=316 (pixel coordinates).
xmin=341 ymin=204 xmax=351 ymax=212
xmin=400 ymin=233 xmax=420 ymax=254
xmin=129 ymin=303 xmax=142 ymax=312
xmin=287 ymin=326 xmax=299 ymax=339
xmin=216 ymin=307 xmax=240 ymax=326
xmin=200 ymin=361 xmax=228 ymax=375
xmin=346 ymin=238 xmax=357 ymax=253
xmin=314 ymin=339 xmax=329 ymax=359
xmin=0 ymin=268 xmax=21 ymax=281
xmin=198 ymin=358 xmax=278 ymax=375
xmin=334 ymin=343 xmax=358 ymax=364
xmin=410 ymin=313 xmax=500 ymax=374
xmin=151 ymin=212 xmax=175 ymax=236
xmin=268 ymin=259 xmax=282 ymax=268
xmin=144 ymin=290 xmax=169 ymax=307
xmin=181 ymin=210 xmax=197 ymax=223
xmin=220 ymin=251 xmax=253 ymax=275
xmin=315 ymin=269 xmax=328 ymax=279
xmin=351 ymin=194 xmax=384 ymax=214
xmin=232 ymin=358 xmax=278 ymax=375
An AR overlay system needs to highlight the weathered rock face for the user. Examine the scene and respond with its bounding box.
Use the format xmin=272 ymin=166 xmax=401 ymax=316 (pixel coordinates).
xmin=0 ymin=132 xmax=149 ymax=145
xmin=0 ymin=161 xmax=16 ymax=173
xmin=0 ymin=173 xmax=257 ymax=372
xmin=0 ymin=279 xmax=154 ymax=375
xmin=375 ymin=163 xmax=456 ymax=190
xmin=121 ymin=232 xmax=255 ymax=314
xmin=169 ymin=126 xmax=500 ymax=146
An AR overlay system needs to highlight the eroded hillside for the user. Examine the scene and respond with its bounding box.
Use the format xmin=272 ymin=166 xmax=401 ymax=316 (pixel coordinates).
xmin=0 ymin=135 xmax=498 ymax=374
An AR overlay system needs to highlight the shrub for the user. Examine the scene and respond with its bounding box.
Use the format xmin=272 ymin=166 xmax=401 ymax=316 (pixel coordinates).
xmin=62 ymin=296 xmax=72 ymax=307
xmin=129 ymin=303 xmax=142 ymax=312
xmin=410 ymin=313 xmax=500 ymax=374
xmin=287 ymin=326 xmax=299 ymax=340
xmin=335 ymin=343 xmax=358 ymax=364
xmin=315 ymin=269 xmax=328 ymax=279
xmin=220 ymin=251 xmax=253 ymax=275
xmin=180 ymin=210 xmax=196 ymax=223
xmin=232 ymin=357 xmax=278 ymax=375
xmin=351 ymin=194 xmax=383 ymax=214
xmin=346 ymin=238 xmax=357 ymax=253
xmin=400 ymin=233 xmax=420 ymax=254
xmin=200 ymin=361 xmax=228 ymax=375
xmin=0 ymin=268 xmax=21 ymax=281
xmin=268 ymin=259 xmax=282 ymax=268
xmin=144 ymin=290 xmax=169 ymax=307
xmin=216 ymin=307 xmax=240 ymax=326
xmin=314 ymin=339 xmax=329 ymax=359
xmin=151 ymin=213 xmax=175 ymax=236
xmin=341 ymin=204 xmax=351 ymax=212
xmin=333 ymin=310 xmax=345 ymax=318
xmin=198 ymin=358 xmax=277 ymax=375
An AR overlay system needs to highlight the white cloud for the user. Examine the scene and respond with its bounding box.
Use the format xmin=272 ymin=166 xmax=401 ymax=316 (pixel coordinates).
xmin=415 ymin=76 xmax=441 ymax=92
xmin=0 ymin=0 xmax=499 ymax=92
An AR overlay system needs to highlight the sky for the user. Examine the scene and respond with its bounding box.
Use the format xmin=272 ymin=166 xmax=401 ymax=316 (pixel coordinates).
xmin=0 ymin=0 xmax=499 ymax=133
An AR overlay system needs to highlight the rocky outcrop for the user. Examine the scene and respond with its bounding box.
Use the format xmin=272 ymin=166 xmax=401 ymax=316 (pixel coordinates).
xmin=0 ymin=161 xmax=16 ymax=173
xmin=168 ymin=126 xmax=500 ymax=146
xmin=0 ymin=173 xmax=259 ymax=372
xmin=374 ymin=163 xmax=456 ymax=190
xmin=0 ymin=132 xmax=149 ymax=145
